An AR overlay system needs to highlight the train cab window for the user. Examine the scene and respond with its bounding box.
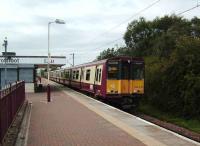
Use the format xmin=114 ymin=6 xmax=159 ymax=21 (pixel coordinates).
xmin=132 ymin=63 xmax=144 ymax=80
xmin=121 ymin=61 xmax=130 ymax=79
xmin=99 ymin=69 xmax=101 ymax=82
xmin=76 ymin=70 xmax=79 ymax=79
xmin=107 ymin=61 xmax=119 ymax=79
xmin=86 ymin=69 xmax=90 ymax=81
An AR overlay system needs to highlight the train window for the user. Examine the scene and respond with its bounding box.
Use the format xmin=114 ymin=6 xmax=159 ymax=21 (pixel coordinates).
xmin=99 ymin=69 xmax=101 ymax=82
xmin=65 ymin=71 xmax=69 ymax=79
xmin=76 ymin=70 xmax=79 ymax=79
xmin=61 ymin=72 xmax=64 ymax=78
xmin=86 ymin=69 xmax=90 ymax=81
xmin=121 ymin=61 xmax=130 ymax=79
xmin=95 ymin=68 xmax=99 ymax=82
xmin=107 ymin=61 xmax=119 ymax=79
xmin=73 ymin=71 xmax=76 ymax=79
xmin=132 ymin=63 xmax=144 ymax=80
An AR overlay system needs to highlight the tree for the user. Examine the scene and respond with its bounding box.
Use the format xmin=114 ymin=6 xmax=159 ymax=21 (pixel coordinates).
xmin=124 ymin=17 xmax=153 ymax=56
xmin=123 ymin=15 xmax=191 ymax=57
xmin=96 ymin=48 xmax=116 ymax=60
xmin=96 ymin=15 xmax=200 ymax=119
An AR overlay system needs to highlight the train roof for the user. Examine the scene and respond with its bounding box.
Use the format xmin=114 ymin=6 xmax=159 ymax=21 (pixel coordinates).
xmin=64 ymin=56 xmax=143 ymax=70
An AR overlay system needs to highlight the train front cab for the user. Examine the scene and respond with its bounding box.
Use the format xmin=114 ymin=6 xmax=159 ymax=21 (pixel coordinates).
xmin=106 ymin=58 xmax=144 ymax=107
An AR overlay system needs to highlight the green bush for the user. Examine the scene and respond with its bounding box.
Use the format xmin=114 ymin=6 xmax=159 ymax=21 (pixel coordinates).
xmin=97 ymin=15 xmax=200 ymax=120
xmin=144 ymin=36 xmax=200 ymax=118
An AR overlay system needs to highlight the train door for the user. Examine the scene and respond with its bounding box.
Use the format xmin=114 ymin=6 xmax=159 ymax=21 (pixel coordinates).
xmin=131 ymin=61 xmax=144 ymax=94
xmin=94 ymin=66 xmax=98 ymax=94
xmin=120 ymin=60 xmax=131 ymax=94
xmin=94 ymin=65 xmax=102 ymax=96
xmin=80 ymin=67 xmax=84 ymax=89
xmin=69 ymin=69 xmax=72 ymax=86
xmin=106 ymin=60 xmax=120 ymax=94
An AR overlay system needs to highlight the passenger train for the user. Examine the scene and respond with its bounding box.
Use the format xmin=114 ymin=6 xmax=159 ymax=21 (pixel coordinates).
xmin=48 ymin=56 xmax=144 ymax=109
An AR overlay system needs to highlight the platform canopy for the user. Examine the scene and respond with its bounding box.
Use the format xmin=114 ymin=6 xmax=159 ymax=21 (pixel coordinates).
xmin=0 ymin=55 xmax=66 ymax=67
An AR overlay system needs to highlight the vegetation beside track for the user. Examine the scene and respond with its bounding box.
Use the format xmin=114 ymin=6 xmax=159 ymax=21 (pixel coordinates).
xmin=97 ymin=15 xmax=200 ymax=122
xmin=139 ymin=103 xmax=200 ymax=134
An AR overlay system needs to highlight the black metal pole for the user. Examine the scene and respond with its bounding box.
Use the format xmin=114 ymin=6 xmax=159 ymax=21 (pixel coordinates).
xmin=4 ymin=37 xmax=8 ymax=87
xmin=47 ymin=84 xmax=51 ymax=102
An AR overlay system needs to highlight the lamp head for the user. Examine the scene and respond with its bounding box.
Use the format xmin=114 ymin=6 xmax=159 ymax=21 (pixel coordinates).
xmin=55 ymin=19 xmax=65 ymax=24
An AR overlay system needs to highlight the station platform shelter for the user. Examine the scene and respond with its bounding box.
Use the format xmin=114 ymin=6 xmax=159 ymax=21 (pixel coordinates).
xmin=0 ymin=52 xmax=66 ymax=92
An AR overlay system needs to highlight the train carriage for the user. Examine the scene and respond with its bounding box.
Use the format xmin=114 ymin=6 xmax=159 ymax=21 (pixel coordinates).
xmin=49 ymin=56 xmax=144 ymax=109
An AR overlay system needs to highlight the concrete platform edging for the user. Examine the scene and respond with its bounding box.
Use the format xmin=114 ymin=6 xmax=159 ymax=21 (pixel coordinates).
xmin=15 ymin=102 xmax=32 ymax=146
xmin=62 ymin=87 xmax=200 ymax=146
xmin=63 ymin=89 xmax=166 ymax=146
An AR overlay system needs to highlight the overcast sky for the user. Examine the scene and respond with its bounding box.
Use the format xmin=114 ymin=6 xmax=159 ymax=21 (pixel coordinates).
xmin=0 ymin=0 xmax=199 ymax=66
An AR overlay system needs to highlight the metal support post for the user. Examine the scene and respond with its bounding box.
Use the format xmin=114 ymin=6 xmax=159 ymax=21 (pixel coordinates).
xmin=47 ymin=19 xmax=65 ymax=102
xmin=47 ymin=84 xmax=51 ymax=102
xmin=47 ymin=22 xmax=51 ymax=101
xmin=3 ymin=37 xmax=8 ymax=87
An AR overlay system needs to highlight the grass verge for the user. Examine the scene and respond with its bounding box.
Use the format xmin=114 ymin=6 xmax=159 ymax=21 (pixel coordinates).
xmin=139 ymin=103 xmax=200 ymax=134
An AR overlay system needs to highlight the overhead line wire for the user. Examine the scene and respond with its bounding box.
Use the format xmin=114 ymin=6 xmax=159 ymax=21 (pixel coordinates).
xmin=95 ymin=1 xmax=200 ymax=52
xmin=177 ymin=2 xmax=200 ymax=15
xmin=90 ymin=0 xmax=162 ymax=52
xmin=95 ymin=37 xmax=123 ymax=50
xmin=89 ymin=0 xmax=162 ymax=43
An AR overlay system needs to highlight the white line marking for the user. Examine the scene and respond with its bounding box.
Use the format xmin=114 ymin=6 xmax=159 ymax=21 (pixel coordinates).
xmin=24 ymin=102 xmax=32 ymax=146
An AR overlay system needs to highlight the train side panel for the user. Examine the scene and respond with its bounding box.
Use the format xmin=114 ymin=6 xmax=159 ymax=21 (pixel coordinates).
xmin=71 ymin=68 xmax=81 ymax=89
xmin=80 ymin=64 xmax=103 ymax=94
xmin=48 ymin=56 xmax=144 ymax=109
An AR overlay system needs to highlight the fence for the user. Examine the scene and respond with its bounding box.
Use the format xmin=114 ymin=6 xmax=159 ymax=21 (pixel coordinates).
xmin=0 ymin=81 xmax=25 ymax=144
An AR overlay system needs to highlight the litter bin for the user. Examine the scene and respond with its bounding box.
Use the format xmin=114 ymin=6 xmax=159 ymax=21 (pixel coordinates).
xmin=37 ymin=83 xmax=43 ymax=92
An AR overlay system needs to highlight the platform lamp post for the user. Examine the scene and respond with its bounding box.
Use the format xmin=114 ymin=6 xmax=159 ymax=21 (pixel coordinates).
xmin=70 ymin=53 xmax=74 ymax=66
xmin=2 ymin=37 xmax=8 ymax=88
xmin=47 ymin=19 xmax=65 ymax=102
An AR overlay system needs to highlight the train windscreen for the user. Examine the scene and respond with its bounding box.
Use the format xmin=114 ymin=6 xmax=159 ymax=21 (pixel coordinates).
xmin=121 ymin=61 xmax=130 ymax=79
xmin=132 ymin=62 xmax=144 ymax=80
xmin=107 ymin=61 xmax=119 ymax=79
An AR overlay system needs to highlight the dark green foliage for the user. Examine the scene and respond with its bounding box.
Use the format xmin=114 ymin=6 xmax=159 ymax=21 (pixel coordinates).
xmin=123 ymin=15 xmax=191 ymax=57
xmin=146 ymin=36 xmax=200 ymax=118
xmin=168 ymin=36 xmax=200 ymax=118
xmin=96 ymin=15 xmax=200 ymax=119
xmin=96 ymin=48 xmax=116 ymax=60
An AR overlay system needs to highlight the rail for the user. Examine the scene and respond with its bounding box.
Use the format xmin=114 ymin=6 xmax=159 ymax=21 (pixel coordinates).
xmin=0 ymin=81 xmax=25 ymax=145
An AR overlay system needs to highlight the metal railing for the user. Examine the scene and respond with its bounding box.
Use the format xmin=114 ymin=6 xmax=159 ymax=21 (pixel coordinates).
xmin=0 ymin=81 xmax=25 ymax=144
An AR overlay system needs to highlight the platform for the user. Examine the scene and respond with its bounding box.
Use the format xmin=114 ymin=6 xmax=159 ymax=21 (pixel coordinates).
xmin=26 ymin=79 xmax=200 ymax=146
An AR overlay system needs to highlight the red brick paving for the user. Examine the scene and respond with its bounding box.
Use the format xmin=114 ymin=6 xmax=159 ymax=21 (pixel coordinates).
xmin=27 ymin=84 xmax=146 ymax=146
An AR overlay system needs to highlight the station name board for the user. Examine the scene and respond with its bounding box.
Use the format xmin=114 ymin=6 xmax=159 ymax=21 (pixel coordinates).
xmin=0 ymin=58 xmax=19 ymax=64
xmin=0 ymin=56 xmax=65 ymax=65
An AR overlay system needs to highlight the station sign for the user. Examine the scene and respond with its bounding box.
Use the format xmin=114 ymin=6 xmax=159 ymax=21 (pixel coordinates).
xmin=0 ymin=58 xmax=19 ymax=64
xmin=0 ymin=56 xmax=66 ymax=65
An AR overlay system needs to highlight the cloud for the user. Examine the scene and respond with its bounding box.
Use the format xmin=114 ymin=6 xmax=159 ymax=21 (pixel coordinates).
xmin=0 ymin=0 xmax=199 ymax=66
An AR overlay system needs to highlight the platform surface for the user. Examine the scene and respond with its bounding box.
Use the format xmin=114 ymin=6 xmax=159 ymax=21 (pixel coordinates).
xmin=26 ymin=79 xmax=200 ymax=146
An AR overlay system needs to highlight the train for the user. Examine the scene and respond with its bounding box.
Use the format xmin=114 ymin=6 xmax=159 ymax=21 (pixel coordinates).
xmin=48 ymin=56 xmax=144 ymax=109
